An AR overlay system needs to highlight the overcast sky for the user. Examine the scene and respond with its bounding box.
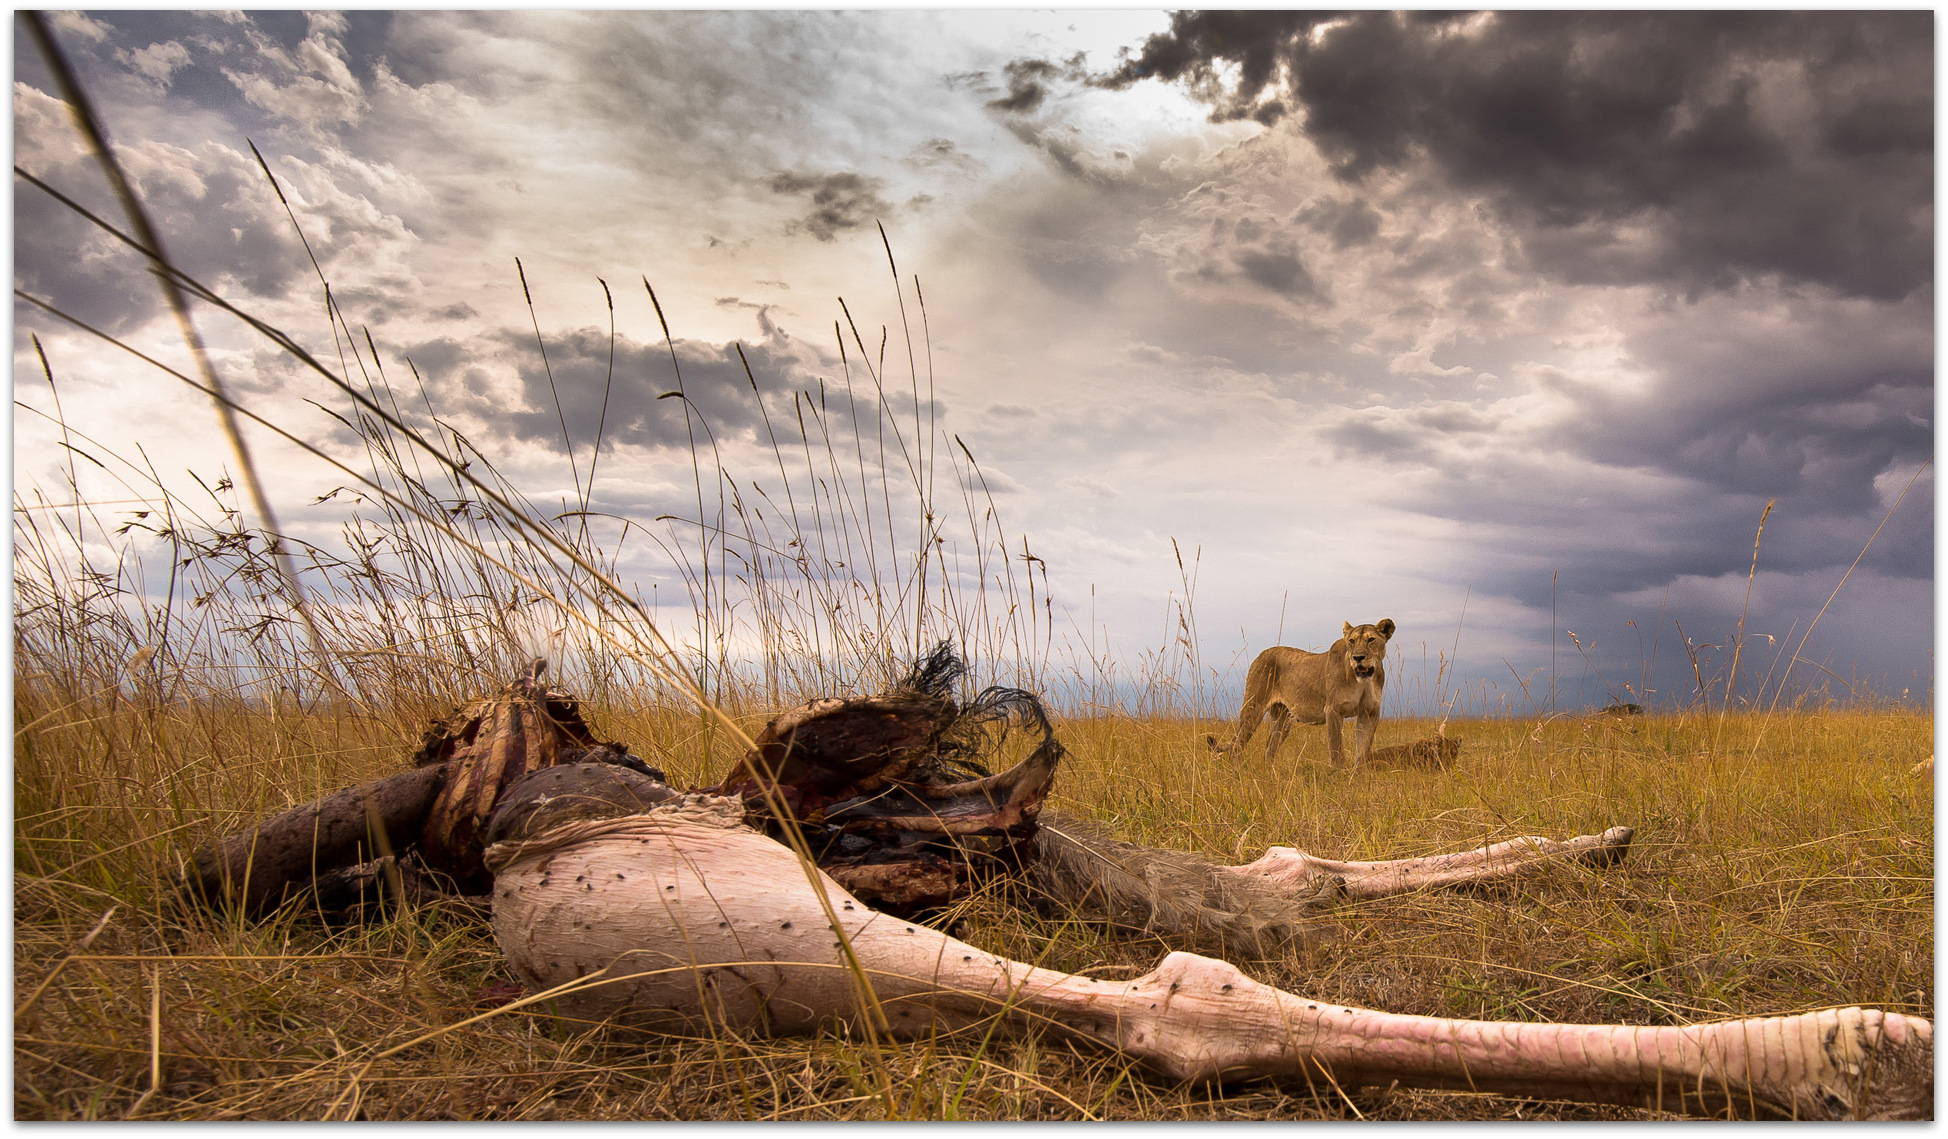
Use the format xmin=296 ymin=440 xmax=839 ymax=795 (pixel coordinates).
xmin=12 ymin=11 xmax=1935 ymax=714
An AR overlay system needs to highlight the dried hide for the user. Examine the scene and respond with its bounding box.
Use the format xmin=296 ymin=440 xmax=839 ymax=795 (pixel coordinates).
xmin=414 ymin=660 xmax=646 ymax=892
xmin=716 ymin=643 xmax=1064 ymax=914
xmin=179 ymin=644 xmax=1055 ymax=919
xmin=1024 ymin=818 xmax=1339 ymax=955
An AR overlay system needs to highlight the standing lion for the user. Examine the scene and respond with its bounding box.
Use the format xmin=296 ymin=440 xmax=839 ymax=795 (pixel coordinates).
xmin=1208 ymin=619 xmax=1396 ymax=768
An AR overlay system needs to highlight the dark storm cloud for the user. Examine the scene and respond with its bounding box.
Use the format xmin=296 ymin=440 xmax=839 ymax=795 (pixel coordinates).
xmin=14 ymin=91 xmax=306 ymax=334
xmin=398 ymin=327 xmax=862 ymax=458
xmin=986 ymin=55 xmax=1088 ymax=115
xmin=1179 ymin=209 xmax=1328 ymax=303
xmin=1557 ymin=304 xmax=1933 ymax=586
xmin=768 ymin=171 xmax=894 ymax=242
xmin=1105 ymin=11 xmax=1933 ymax=300
xmin=1566 ymin=372 xmax=1931 ymax=521
xmin=1321 ymin=299 xmax=1934 ymax=605
xmin=1295 ymin=197 xmax=1381 ymax=251
xmin=1231 ymin=241 xmax=1319 ymax=299
xmin=903 ymin=137 xmax=979 ymax=175
xmin=1321 ymin=429 xmax=1928 ymax=668
xmin=988 ymin=59 xmax=1059 ymax=114
xmin=968 ymin=53 xmax=1112 ymax=181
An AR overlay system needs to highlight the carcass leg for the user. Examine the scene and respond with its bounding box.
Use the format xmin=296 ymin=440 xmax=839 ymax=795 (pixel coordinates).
xmin=1052 ymin=954 xmax=1931 ymax=1119
xmin=1227 ymin=826 xmax=1636 ymax=900
xmin=487 ymin=803 xmax=1929 ymax=1119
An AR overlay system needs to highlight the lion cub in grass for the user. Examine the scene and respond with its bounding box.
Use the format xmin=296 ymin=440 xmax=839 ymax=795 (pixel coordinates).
xmin=1208 ymin=619 xmax=1395 ymax=769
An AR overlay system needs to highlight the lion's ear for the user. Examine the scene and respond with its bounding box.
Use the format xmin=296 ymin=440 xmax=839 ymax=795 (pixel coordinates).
xmin=1377 ymin=618 xmax=1396 ymax=640
xmin=1342 ymin=621 xmax=1354 ymax=639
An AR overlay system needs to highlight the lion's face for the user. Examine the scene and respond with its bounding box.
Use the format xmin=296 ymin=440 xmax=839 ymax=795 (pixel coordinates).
xmin=1340 ymin=619 xmax=1397 ymax=680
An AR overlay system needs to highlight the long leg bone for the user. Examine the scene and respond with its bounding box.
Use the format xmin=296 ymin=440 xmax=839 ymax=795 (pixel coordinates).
xmin=1226 ymin=826 xmax=1636 ymax=900
xmin=486 ymin=801 xmax=1931 ymax=1120
xmin=1021 ymin=819 xmax=1633 ymax=955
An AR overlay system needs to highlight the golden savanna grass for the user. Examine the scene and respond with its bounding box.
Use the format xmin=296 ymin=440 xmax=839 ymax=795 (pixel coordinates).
xmin=14 ymin=690 xmax=1933 ymax=1120
xmin=13 ymin=27 xmax=1934 ymax=1117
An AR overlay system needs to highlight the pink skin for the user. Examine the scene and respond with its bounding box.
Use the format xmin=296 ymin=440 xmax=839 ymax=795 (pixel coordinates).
xmin=489 ymin=802 xmax=1931 ymax=1119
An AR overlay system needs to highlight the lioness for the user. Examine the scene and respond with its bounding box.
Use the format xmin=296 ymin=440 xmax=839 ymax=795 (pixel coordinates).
xmin=1207 ymin=619 xmax=1396 ymax=768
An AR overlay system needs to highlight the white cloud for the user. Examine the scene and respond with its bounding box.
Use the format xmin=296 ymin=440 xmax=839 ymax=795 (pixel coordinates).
xmin=118 ymin=40 xmax=192 ymax=89
xmin=49 ymin=11 xmax=112 ymax=43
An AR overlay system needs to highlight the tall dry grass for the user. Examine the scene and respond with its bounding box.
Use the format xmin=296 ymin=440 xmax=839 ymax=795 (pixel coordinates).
xmin=13 ymin=22 xmax=1935 ymax=1119
xmin=15 ymin=698 xmax=1933 ymax=1119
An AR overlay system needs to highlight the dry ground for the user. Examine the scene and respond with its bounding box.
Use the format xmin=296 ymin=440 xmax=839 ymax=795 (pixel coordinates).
xmin=14 ymin=699 xmax=1934 ymax=1120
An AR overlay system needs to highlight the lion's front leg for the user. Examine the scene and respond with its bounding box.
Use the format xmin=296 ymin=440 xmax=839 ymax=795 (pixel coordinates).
xmin=1352 ymin=708 xmax=1379 ymax=768
xmin=1324 ymin=713 xmax=1348 ymax=769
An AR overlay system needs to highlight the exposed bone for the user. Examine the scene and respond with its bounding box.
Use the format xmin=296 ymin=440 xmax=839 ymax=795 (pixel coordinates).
xmin=1225 ymin=826 xmax=1635 ymax=900
xmin=1016 ymin=819 xmax=1630 ymax=954
xmin=176 ymin=647 xmax=1929 ymax=1118
xmin=487 ymin=801 xmax=1931 ymax=1120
